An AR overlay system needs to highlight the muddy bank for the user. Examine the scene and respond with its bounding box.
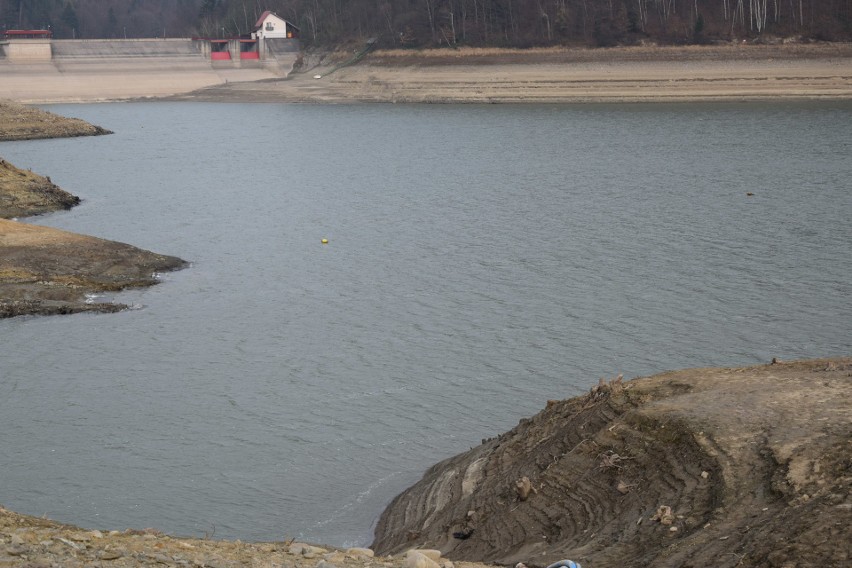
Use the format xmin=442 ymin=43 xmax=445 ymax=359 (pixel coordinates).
xmin=373 ymin=358 xmax=852 ymax=567
xmin=0 ymin=100 xmax=186 ymax=318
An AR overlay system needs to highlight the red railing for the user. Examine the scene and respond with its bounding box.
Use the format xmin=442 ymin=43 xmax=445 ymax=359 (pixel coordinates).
xmin=4 ymin=30 xmax=53 ymax=39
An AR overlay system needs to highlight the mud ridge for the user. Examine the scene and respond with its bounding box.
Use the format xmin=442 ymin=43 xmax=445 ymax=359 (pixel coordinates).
xmin=372 ymin=359 xmax=852 ymax=567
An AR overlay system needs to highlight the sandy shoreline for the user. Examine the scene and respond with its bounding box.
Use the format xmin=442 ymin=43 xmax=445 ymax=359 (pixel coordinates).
xmin=2 ymin=43 xmax=851 ymax=104
xmin=181 ymin=44 xmax=852 ymax=104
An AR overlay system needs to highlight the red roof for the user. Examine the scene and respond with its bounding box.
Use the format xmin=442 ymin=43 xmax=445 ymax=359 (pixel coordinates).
xmin=252 ymin=11 xmax=299 ymax=32
xmin=254 ymin=10 xmax=273 ymax=30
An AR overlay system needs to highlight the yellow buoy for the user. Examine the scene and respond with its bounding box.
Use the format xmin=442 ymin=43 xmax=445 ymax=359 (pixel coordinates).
xmin=321 ymin=238 xmax=329 ymax=244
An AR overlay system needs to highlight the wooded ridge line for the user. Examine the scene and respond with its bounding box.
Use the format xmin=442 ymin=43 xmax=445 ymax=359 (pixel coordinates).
xmin=2 ymin=0 xmax=850 ymax=47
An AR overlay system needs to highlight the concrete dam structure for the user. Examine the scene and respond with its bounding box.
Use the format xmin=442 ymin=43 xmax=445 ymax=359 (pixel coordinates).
xmin=0 ymin=38 xmax=300 ymax=103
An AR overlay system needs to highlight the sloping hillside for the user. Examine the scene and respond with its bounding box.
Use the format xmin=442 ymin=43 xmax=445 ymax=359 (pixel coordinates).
xmin=373 ymin=359 xmax=852 ymax=567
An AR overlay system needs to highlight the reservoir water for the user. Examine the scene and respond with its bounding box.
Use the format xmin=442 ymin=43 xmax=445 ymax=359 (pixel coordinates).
xmin=1 ymin=102 xmax=851 ymax=546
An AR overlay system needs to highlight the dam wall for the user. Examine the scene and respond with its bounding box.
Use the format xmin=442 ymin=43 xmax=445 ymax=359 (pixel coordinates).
xmin=50 ymin=39 xmax=203 ymax=59
xmin=47 ymin=40 xmax=209 ymax=76
xmin=0 ymin=37 xmax=300 ymax=102
xmin=193 ymin=37 xmax=299 ymax=75
xmin=0 ymin=39 xmax=52 ymax=61
xmin=1 ymin=38 xmax=298 ymax=70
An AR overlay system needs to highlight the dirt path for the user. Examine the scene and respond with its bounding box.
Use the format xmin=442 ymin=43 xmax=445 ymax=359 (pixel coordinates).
xmin=373 ymin=358 xmax=852 ymax=567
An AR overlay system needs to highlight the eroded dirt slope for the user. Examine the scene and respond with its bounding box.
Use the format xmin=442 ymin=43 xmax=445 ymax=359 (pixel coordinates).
xmin=373 ymin=359 xmax=852 ymax=567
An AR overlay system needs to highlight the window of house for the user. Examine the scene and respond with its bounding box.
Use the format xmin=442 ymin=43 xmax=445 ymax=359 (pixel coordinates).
xmin=265 ymin=22 xmax=273 ymax=31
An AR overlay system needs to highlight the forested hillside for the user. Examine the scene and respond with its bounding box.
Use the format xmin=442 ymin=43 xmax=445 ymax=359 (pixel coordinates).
xmin=2 ymin=0 xmax=850 ymax=46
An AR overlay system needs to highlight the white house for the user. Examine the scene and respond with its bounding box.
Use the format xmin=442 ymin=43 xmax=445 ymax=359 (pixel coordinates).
xmin=253 ymin=11 xmax=299 ymax=40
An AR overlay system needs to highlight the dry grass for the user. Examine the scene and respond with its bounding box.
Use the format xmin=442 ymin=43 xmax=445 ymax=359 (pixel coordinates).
xmin=0 ymin=159 xmax=80 ymax=219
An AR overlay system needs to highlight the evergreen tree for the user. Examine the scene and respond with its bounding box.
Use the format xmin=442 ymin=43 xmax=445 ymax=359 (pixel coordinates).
xmin=1 ymin=0 xmax=849 ymax=46
xmin=61 ymin=1 xmax=79 ymax=36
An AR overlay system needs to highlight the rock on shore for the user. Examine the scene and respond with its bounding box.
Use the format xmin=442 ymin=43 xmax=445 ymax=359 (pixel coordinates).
xmin=372 ymin=358 xmax=852 ymax=567
xmin=0 ymin=505 xmax=493 ymax=568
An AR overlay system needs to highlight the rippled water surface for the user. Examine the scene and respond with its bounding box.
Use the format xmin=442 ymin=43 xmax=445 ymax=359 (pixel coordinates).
xmin=1 ymin=102 xmax=851 ymax=545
